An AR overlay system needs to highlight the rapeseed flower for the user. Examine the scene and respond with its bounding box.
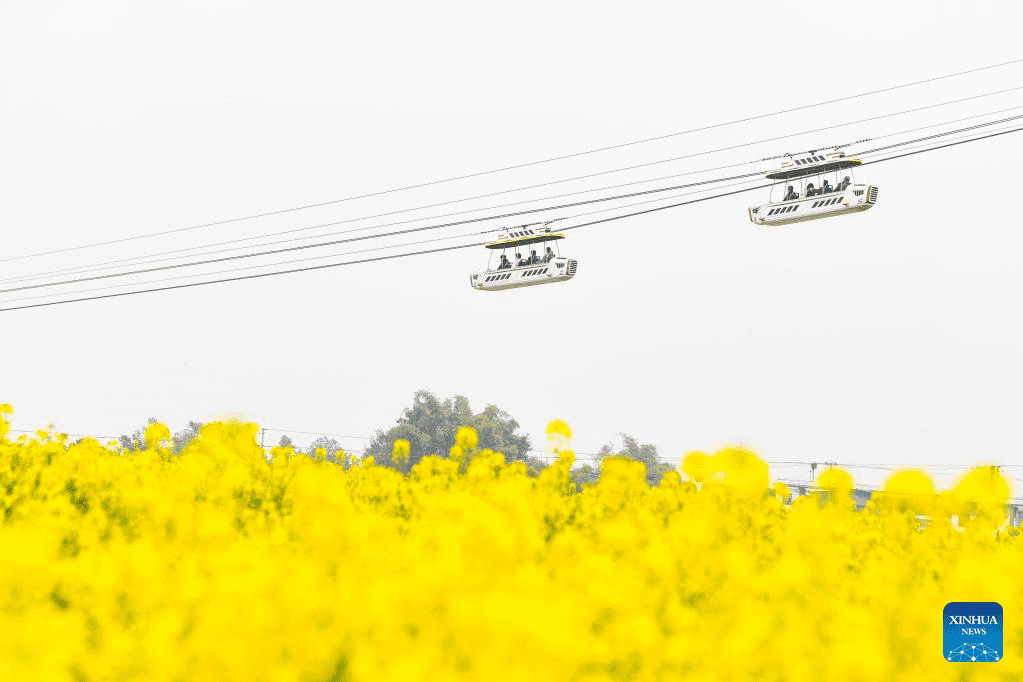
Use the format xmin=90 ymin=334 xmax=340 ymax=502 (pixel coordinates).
xmin=0 ymin=406 xmax=1019 ymax=681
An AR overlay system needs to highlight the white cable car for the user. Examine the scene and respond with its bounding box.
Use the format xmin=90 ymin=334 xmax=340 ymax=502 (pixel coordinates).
xmin=469 ymin=225 xmax=577 ymax=291
xmin=749 ymin=150 xmax=878 ymax=226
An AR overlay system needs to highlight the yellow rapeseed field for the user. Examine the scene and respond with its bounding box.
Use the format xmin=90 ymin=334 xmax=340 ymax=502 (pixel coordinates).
xmin=0 ymin=404 xmax=1019 ymax=681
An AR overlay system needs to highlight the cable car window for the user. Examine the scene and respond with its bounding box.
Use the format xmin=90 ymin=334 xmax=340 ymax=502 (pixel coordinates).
xmin=853 ymin=190 xmax=863 ymax=196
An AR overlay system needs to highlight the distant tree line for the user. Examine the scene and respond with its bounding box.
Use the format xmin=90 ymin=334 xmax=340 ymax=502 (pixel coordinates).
xmin=116 ymin=390 xmax=674 ymax=486
xmin=570 ymin=434 xmax=673 ymax=488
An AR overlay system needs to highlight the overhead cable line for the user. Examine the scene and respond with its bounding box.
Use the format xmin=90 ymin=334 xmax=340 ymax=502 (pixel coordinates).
xmin=0 ymin=156 xmax=764 ymax=285
xmin=35 ymin=114 xmax=1020 ymax=306
xmin=6 ymin=110 xmax=1022 ymax=296
xmin=260 ymin=427 xmax=370 ymax=440
xmin=4 ymin=59 xmax=1023 ymax=265
xmin=8 ymin=99 xmax=1023 ymax=291
xmin=2 ymin=177 xmax=773 ymax=305
xmin=2 ymin=124 xmax=1022 ymax=313
xmin=0 ymin=171 xmax=781 ymax=295
xmin=1 ymin=124 xmax=1018 ymax=307
xmin=0 ymin=181 xmax=778 ymax=312
xmin=559 ymin=125 xmax=1023 ymax=234
xmin=6 ymin=428 xmax=121 ymax=441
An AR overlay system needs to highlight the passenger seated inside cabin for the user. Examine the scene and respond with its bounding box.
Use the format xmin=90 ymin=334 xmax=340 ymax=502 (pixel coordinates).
xmin=805 ymin=183 xmax=817 ymax=197
xmin=783 ymin=185 xmax=798 ymax=200
xmin=821 ymin=179 xmax=833 ymax=193
xmin=542 ymin=246 xmax=556 ymax=263
xmin=529 ymin=249 xmax=540 ymax=265
xmin=498 ymin=254 xmax=511 ymax=270
xmin=836 ymin=176 xmax=851 ymax=192
xmin=516 ymin=252 xmax=528 ymax=267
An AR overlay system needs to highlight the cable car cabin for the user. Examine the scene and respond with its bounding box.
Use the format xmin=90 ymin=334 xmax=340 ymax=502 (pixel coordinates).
xmin=469 ymin=226 xmax=577 ymax=291
xmin=749 ymin=149 xmax=879 ymax=227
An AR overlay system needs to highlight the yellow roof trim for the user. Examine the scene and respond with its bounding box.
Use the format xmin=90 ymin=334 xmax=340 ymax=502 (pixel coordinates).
xmin=485 ymin=232 xmax=566 ymax=249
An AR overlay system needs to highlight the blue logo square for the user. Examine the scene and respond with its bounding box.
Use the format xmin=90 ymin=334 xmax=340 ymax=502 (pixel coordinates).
xmin=944 ymin=602 xmax=1002 ymax=662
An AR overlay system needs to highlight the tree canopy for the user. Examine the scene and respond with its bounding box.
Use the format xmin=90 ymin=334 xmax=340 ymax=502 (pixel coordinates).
xmin=598 ymin=434 xmax=674 ymax=486
xmin=365 ymin=391 xmax=533 ymax=471
xmin=305 ymin=436 xmax=343 ymax=463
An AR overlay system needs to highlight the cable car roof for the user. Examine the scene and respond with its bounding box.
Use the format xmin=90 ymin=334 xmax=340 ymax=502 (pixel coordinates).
xmin=765 ymin=151 xmax=863 ymax=180
xmin=485 ymin=231 xmax=566 ymax=249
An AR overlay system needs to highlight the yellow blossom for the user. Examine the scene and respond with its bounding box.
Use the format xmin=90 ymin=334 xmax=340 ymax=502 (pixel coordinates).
xmin=393 ymin=439 xmax=411 ymax=467
xmin=0 ymin=403 xmax=1018 ymax=681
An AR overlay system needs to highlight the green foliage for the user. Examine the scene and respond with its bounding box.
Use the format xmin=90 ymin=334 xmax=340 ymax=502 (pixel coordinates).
xmin=120 ymin=419 xmax=203 ymax=454
xmin=306 ymin=436 xmax=343 ymax=463
xmin=365 ymin=391 xmax=532 ymax=470
xmin=598 ymin=433 xmax=674 ymax=486
xmin=118 ymin=417 xmax=158 ymax=452
xmin=570 ymin=464 xmax=599 ymax=490
xmin=173 ymin=421 xmax=203 ymax=453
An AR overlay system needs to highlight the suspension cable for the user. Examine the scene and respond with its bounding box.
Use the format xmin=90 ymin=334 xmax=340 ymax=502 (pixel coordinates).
xmin=3 ymin=60 xmax=1023 ymax=264
xmin=3 ymin=124 xmax=1021 ymax=313
xmin=7 ymin=102 xmax=1023 ymax=289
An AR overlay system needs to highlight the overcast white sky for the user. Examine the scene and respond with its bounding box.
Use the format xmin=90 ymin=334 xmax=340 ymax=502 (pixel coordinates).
xmin=2 ymin=0 xmax=1022 ymax=492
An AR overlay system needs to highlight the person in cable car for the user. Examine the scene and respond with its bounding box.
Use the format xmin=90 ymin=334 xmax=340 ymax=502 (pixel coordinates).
xmin=498 ymin=254 xmax=511 ymax=270
xmin=529 ymin=249 xmax=540 ymax=265
xmin=821 ymin=179 xmax=833 ymax=193
xmin=542 ymin=246 xmax=556 ymax=263
xmin=836 ymin=176 xmax=851 ymax=192
xmin=516 ymin=252 xmax=528 ymax=267
xmin=784 ymin=185 xmax=798 ymax=200
xmin=805 ymin=182 xmax=817 ymax=197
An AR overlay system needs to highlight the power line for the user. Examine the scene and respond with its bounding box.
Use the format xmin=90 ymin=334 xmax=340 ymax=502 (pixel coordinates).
xmin=2 ymin=124 xmax=1021 ymax=313
xmin=260 ymin=427 xmax=371 ymax=440
xmin=4 ymin=58 xmax=1023 ymax=265
xmin=7 ymin=428 xmax=121 ymax=441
